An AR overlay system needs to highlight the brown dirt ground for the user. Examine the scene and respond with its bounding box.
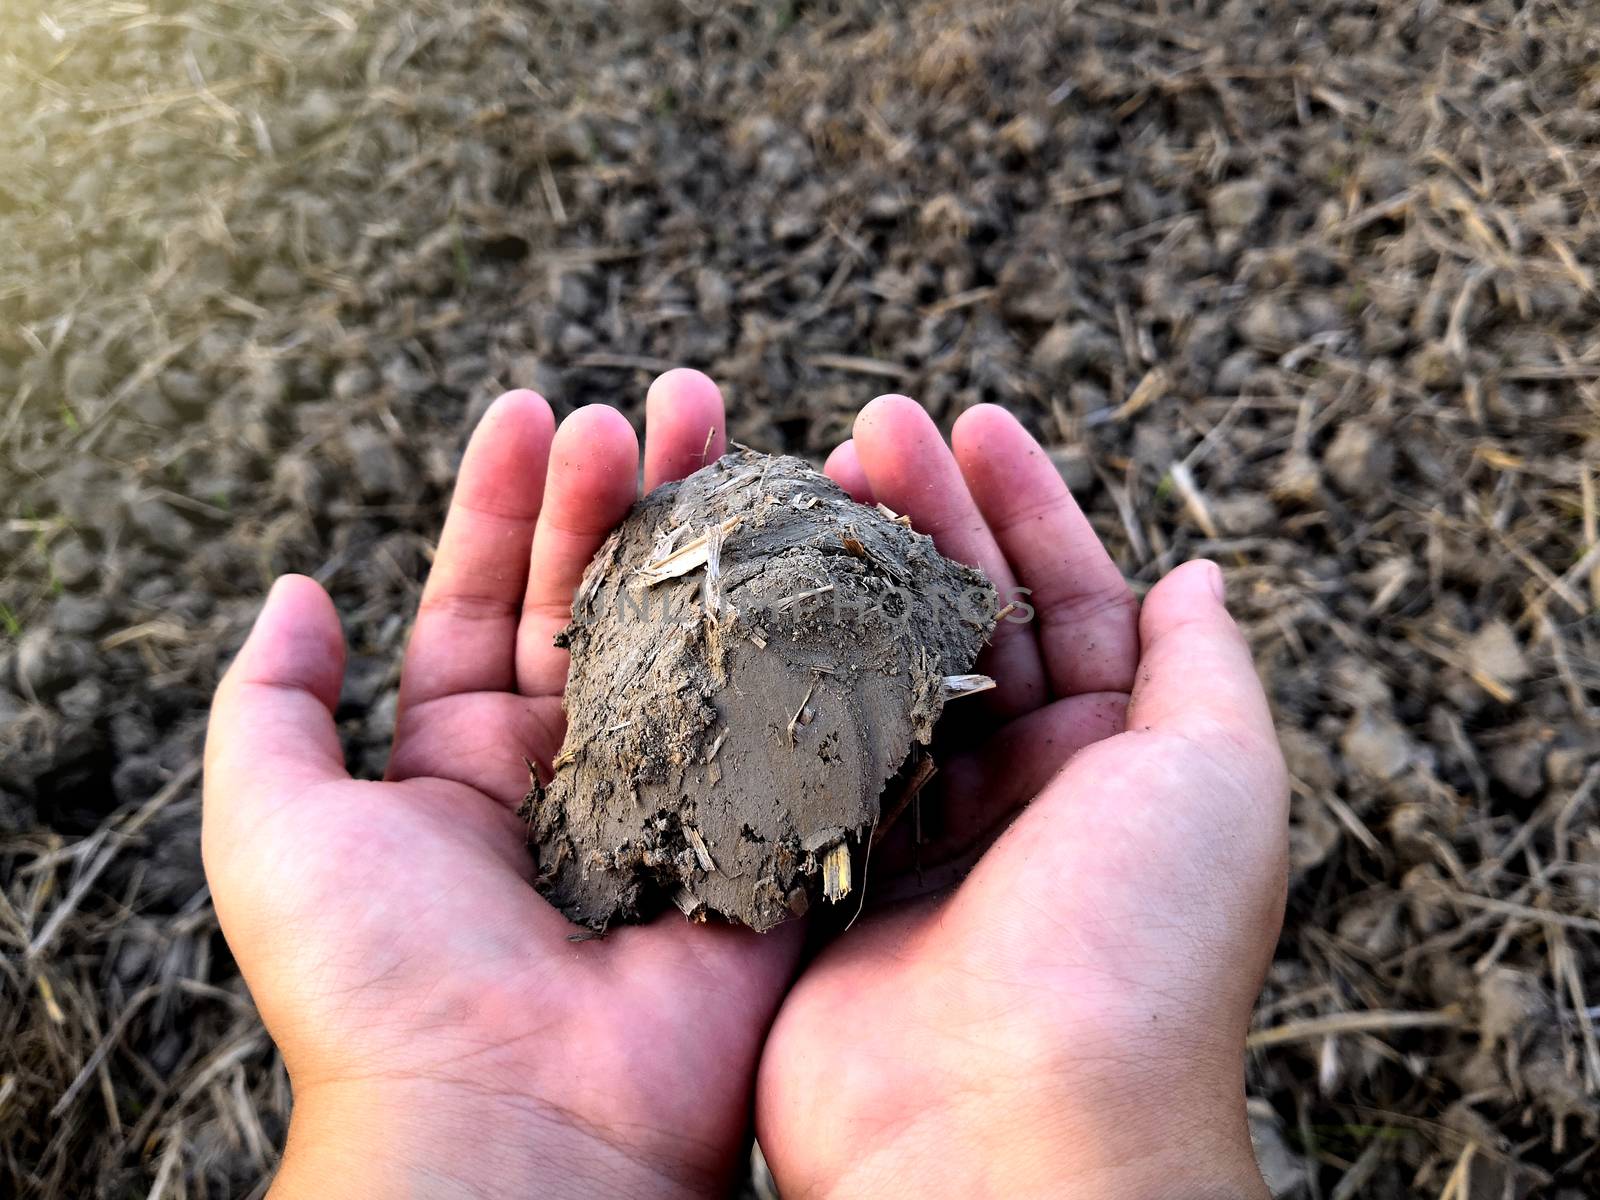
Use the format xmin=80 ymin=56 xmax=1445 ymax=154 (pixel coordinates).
xmin=2 ymin=1 xmax=1598 ymax=1196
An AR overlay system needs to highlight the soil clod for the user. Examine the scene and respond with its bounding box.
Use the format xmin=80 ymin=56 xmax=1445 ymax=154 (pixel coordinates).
xmin=527 ymin=450 xmax=995 ymax=931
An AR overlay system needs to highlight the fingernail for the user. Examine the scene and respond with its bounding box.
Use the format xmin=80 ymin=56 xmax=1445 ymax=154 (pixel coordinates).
xmin=1205 ymin=561 xmax=1226 ymax=604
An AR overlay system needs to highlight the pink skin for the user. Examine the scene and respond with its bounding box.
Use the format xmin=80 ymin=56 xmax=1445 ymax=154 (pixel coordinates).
xmin=205 ymin=373 xmax=796 ymax=1199
xmin=205 ymin=376 xmax=1287 ymax=1200
xmin=755 ymin=397 xmax=1288 ymax=1199
xmin=821 ymin=439 xmax=873 ymax=503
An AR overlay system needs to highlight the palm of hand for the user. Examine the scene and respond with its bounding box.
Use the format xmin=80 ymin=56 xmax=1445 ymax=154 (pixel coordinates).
xmin=206 ymin=375 xmax=1286 ymax=1199
xmin=205 ymin=375 xmax=797 ymax=1195
xmin=757 ymin=398 xmax=1288 ymax=1197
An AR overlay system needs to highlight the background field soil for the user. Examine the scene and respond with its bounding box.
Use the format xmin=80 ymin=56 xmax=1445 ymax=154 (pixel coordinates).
xmin=3 ymin=1 xmax=1599 ymax=1196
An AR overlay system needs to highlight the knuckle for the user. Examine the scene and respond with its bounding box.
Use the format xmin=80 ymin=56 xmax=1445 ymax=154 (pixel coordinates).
xmin=419 ymin=589 xmax=517 ymax=622
xmin=1034 ymin=579 xmax=1138 ymax=629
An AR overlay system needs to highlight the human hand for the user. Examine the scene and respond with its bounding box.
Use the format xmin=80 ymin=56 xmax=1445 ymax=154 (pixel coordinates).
xmin=203 ymin=372 xmax=798 ymax=1199
xmin=757 ymin=397 xmax=1289 ymax=1199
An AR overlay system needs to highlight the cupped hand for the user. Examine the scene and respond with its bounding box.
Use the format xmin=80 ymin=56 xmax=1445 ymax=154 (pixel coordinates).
xmin=757 ymin=397 xmax=1289 ymax=1200
xmin=203 ymin=371 xmax=798 ymax=1199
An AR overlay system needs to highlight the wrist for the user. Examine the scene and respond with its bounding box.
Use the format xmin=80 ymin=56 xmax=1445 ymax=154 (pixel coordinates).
xmin=271 ymin=1077 xmax=729 ymax=1200
xmin=805 ymin=1126 xmax=1266 ymax=1200
xmin=764 ymin=1069 xmax=1267 ymax=1200
xmin=1021 ymin=1083 xmax=1271 ymax=1200
xmin=787 ymin=1126 xmax=1266 ymax=1200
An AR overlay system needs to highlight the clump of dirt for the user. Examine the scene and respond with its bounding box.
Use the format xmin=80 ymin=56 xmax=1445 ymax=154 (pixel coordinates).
xmin=529 ymin=450 xmax=995 ymax=931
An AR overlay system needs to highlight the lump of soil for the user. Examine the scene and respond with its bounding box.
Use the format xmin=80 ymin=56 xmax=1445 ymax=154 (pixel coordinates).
xmin=528 ymin=449 xmax=996 ymax=932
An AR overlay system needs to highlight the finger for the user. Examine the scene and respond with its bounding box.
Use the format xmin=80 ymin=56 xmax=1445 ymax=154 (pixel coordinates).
xmin=870 ymin=691 xmax=1129 ymax=888
xmin=939 ymin=691 xmax=1128 ymax=827
xmin=643 ymin=368 xmax=726 ymax=491
xmin=399 ymin=391 xmax=555 ymax=708
xmin=952 ymin=405 xmax=1139 ymax=698
xmin=852 ymin=395 xmax=1047 ymax=716
xmin=1127 ymin=561 xmax=1283 ymax=792
xmin=204 ymin=576 xmax=349 ymax=845
xmin=388 ymin=692 xmax=566 ymax=807
xmin=823 ymin=440 xmax=874 ymax=504
xmin=517 ymin=405 xmax=640 ymax=697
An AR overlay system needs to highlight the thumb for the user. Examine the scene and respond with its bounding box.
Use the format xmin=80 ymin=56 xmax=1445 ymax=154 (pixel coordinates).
xmin=204 ymin=575 xmax=350 ymax=859
xmin=1127 ymin=560 xmax=1284 ymax=798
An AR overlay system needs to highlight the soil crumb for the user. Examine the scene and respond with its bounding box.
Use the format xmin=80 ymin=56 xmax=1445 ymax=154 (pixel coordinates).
xmin=527 ymin=449 xmax=995 ymax=931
